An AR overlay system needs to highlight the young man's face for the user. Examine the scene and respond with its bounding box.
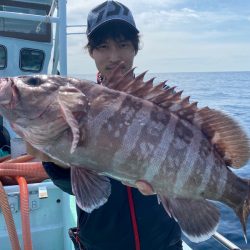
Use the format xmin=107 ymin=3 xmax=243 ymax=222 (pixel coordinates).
xmin=90 ymin=38 xmax=136 ymax=79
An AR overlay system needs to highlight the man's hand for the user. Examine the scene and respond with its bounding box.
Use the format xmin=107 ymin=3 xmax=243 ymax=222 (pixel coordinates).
xmin=122 ymin=180 xmax=155 ymax=195
xmin=135 ymin=180 xmax=155 ymax=195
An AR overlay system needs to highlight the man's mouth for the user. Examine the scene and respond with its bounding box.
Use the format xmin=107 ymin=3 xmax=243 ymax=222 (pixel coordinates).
xmin=106 ymin=64 xmax=126 ymax=71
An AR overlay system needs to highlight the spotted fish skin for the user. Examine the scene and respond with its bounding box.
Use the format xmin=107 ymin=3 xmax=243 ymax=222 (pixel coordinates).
xmin=0 ymin=69 xmax=249 ymax=243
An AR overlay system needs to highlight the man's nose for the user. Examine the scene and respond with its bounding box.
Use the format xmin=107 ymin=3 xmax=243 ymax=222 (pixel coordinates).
xmin=109 ymin=46 xmax=121 ymax=62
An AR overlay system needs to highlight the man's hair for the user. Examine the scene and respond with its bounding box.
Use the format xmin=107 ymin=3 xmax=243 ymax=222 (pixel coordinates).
xmin=86 ymin=21 xmax=140 ymax=54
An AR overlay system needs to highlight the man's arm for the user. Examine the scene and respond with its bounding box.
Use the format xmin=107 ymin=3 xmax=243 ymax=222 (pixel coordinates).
xmin=42 ymin=162 xmax=73 ymax=195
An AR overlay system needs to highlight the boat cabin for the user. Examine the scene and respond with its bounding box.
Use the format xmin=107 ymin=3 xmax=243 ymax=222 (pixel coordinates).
xmin=0 ymin=0 xmax=54 ymax=77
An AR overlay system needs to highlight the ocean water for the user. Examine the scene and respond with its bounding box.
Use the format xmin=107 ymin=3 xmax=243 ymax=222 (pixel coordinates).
xmin=74 ymin=71 xmax=250 ymax=250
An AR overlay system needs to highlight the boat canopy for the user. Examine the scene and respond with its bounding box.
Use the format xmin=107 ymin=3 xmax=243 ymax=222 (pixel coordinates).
xmin=0 ymin=0 xmax=68 ymax=77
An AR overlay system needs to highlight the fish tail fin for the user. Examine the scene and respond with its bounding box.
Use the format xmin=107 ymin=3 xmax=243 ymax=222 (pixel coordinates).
xmin=234 ymin=180 xmax=250 ymax=243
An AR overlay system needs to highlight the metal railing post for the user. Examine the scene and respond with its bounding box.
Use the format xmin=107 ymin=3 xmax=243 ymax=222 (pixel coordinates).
xmin=213 ymin=232 xmax=241 ymax=250
xmin=58 ymin=0 xmax=67 ymax=76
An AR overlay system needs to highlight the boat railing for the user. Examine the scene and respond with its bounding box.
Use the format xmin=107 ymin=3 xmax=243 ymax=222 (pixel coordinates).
xmin=67 ymin=24 xmax=86 ymax=36
xmin=212 ymin=232 xmax=241 ymax=250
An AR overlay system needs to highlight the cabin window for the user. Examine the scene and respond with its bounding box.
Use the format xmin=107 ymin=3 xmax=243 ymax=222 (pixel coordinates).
xmin=20 ymin=48 xmax=44 ymax=72
xmin=0 ymin=45 xmax=7 ymax=69
xmin=0 ymin=1 xmax=51 ymax=42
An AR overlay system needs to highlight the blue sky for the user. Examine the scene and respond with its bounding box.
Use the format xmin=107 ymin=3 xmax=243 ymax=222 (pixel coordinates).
xmin=66 ymin=0 xmax=250 ymax=74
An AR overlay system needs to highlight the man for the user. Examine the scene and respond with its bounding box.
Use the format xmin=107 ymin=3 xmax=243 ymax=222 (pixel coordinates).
xmin=29 ymin=1 xmax=183 ymax=249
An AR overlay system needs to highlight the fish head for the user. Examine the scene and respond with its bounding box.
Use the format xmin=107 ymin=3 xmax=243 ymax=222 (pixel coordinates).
xmin=0 ymin=75 xmax=70 ymax=141
xmin=0 ymin=75 xmax=90 ymax=152
xmin=0 ymin=75 xmax=63 ymax=120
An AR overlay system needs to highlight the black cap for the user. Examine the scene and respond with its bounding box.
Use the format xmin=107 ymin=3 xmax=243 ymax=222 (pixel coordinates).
xmin=86 ymin=1 xmax=139 ymax=37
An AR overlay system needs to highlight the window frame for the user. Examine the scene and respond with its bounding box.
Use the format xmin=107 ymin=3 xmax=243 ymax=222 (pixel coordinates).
xmin=0 ymin=44 xmax=7 ymax=70
xmin=19 ymin=48 xmax=45 ymax=73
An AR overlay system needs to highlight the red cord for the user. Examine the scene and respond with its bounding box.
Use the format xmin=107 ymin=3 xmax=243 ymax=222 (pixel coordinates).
xmin=127 ymin=186 xmax=140 ymax=250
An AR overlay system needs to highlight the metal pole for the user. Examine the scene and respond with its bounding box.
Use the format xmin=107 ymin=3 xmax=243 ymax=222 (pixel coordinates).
xmin=67 ymin=25 xmax=86 ymax=28
xmin=0 ymin=11 xmax=59 ymax=23
xmin=51 ymin=20 xmax=60 ymax=74
xmin=212 ymin=232 xmax=241 ymax=250
xmin=67 ymin=32 xmax=85 ymax=35
xmin=58 ymin=0 xmax=67 ymax=76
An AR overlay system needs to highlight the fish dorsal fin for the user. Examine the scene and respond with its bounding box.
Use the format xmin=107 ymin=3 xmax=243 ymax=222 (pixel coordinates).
xmin=194 ymin=107 xmax=250 ymax=168
xmin=103 ymin=64 xmax=195 ymax=116
xmin=103 ymin=65 xmax=200 ymax=123
xmin=104 ymin=65 xmax=250 ymax=168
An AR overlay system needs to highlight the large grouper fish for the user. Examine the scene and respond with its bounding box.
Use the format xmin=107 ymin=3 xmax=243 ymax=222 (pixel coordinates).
xmin=0 ymin=66 xmax=249 ymax=243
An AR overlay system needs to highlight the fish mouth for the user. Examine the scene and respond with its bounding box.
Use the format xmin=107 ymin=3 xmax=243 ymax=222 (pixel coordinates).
xmin=0 ymin=78 xmax=13 ymax=105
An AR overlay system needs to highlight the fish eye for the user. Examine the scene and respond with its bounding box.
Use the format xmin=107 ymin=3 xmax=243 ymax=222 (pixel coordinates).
xmin=26 ymin=77 xmax=42 ymax=86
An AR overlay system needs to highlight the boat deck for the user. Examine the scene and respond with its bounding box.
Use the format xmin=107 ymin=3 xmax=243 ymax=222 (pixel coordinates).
xmin=0 ymin=181 xmax=193 ymax=250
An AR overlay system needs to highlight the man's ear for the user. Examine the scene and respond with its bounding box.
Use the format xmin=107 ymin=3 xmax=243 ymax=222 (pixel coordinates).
xmin=88 ymin=48 xmax=94 ymax=59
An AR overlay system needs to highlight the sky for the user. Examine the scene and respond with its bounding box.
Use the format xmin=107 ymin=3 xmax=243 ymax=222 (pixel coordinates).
xmin=66 ymin=0 xmax=250 ymax=74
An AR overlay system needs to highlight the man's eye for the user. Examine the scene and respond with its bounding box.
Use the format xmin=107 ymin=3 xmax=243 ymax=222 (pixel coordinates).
xmin=120 ymin=43 xmax=128 ymax=48
xmin=119 ymin=41 xmax=131 ymax=48
xmin=97 ymin=44 xmax=108 ymax=49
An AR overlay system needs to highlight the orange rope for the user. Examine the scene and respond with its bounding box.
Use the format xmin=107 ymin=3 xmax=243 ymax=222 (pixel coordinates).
xmin=15 ymin=177 xmax=33 ymax=250
xmin=0 ymin=180 xmax=21 ymax=250
xmin=0 ymin=162 xmax=47 ymax=178
xmin=0 ymin=162 xmax=42 ymax=168
xmin=5 ymin=155 xmax=35 ymax=163
xmin=0 ymin=155 xmax=49 ymax=250
xmin=0 ymin=155 xmax=11 ymax=163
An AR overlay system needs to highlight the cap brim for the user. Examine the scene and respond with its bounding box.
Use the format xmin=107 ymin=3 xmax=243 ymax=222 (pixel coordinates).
xmin=87 ymin=19 xmax=139 ymax=37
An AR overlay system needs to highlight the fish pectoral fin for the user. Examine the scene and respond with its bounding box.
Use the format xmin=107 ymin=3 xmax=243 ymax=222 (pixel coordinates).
xmin=159 ymin=195 xmax=220 ymax=243
xmin=71 ymin=167 xmax=111 ymax=213
xmin=58 ymin=85 xmax=89 ymax=153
